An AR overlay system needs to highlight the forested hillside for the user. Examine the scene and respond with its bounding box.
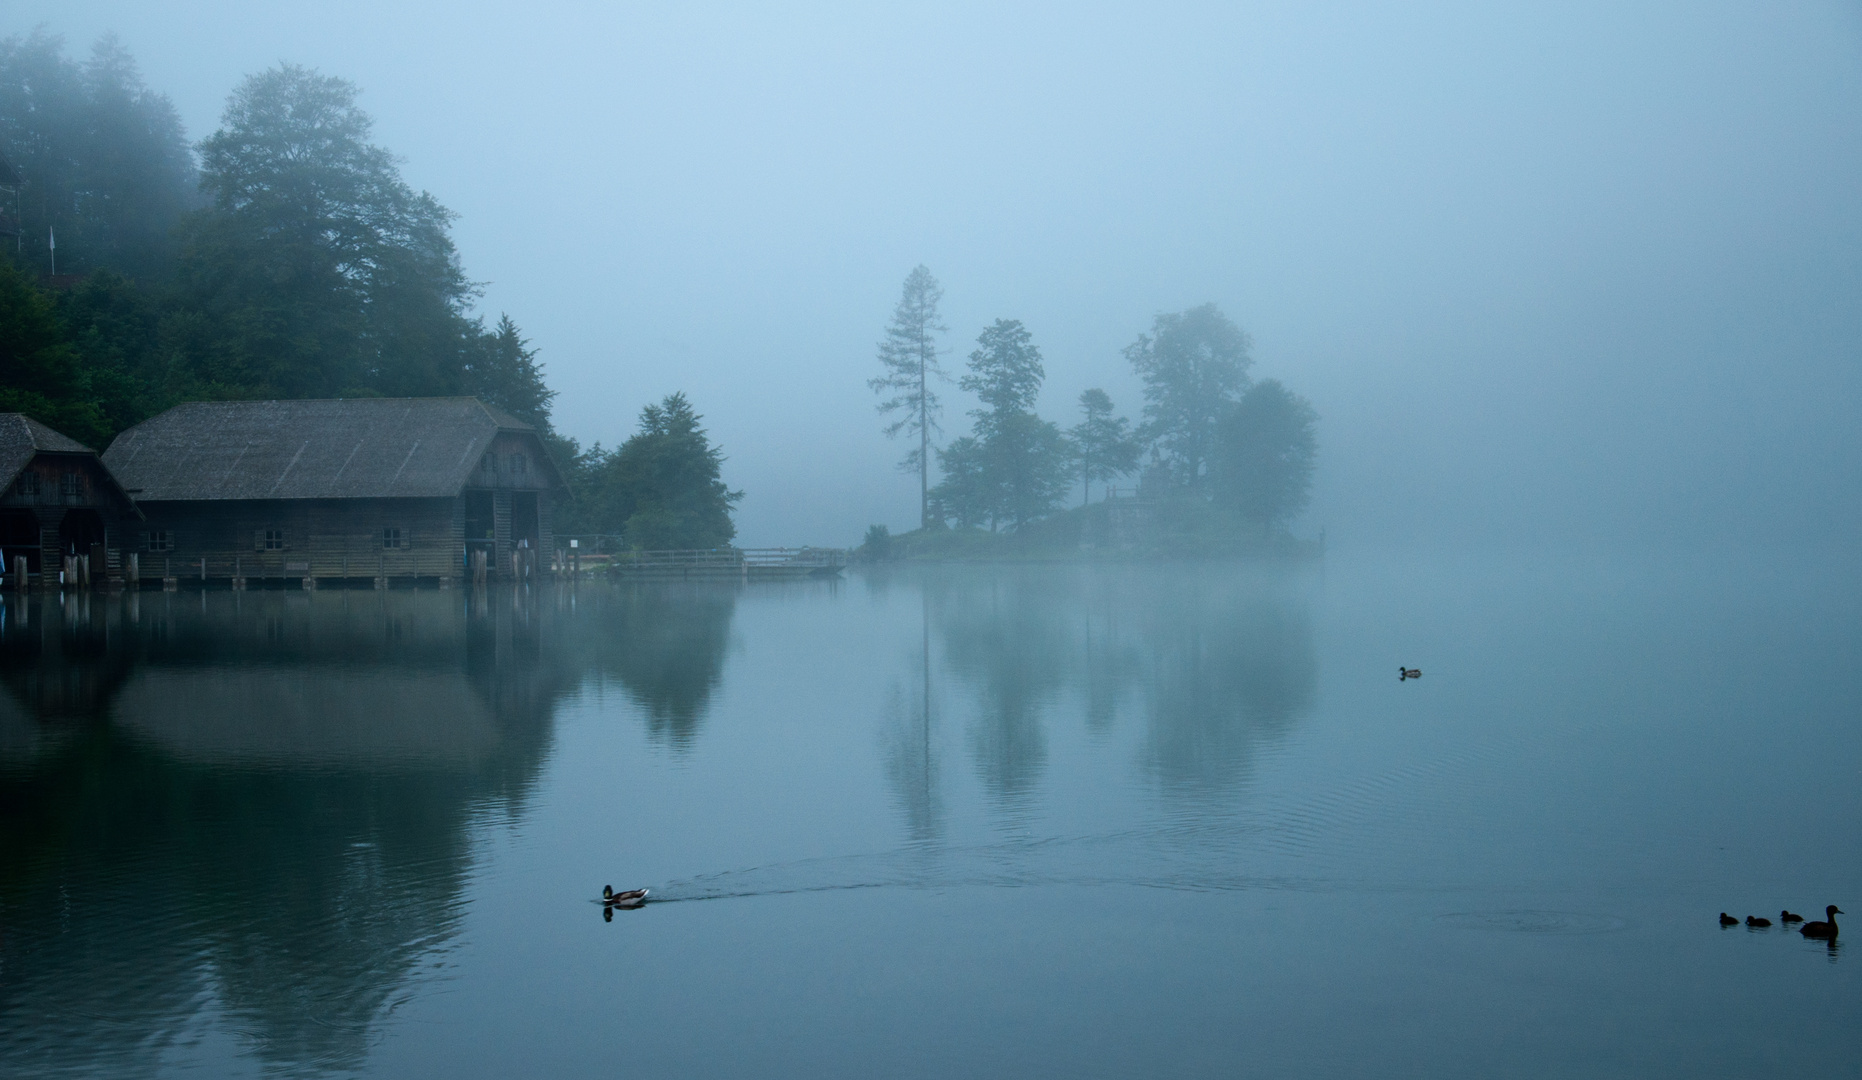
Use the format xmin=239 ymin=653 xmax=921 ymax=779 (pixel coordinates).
xmin=0 ymin=31 xmax=737 ymax=547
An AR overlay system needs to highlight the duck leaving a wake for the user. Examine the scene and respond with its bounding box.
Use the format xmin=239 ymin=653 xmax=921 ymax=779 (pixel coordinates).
xmin=1399 ymin=668 xmax=1422 ymax=681
xmin=603 ymin=885 xmax=650 ymax=910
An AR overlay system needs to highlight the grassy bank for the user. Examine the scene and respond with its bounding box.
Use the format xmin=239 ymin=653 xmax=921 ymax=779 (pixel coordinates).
xmin=857 ymin=499 xmax=1322 ymax=563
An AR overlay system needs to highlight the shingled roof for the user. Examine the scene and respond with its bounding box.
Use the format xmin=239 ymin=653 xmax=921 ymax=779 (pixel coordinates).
xmin=104 ymin=398 xmax=557 ymax=502
xmin=0 ymin=413 xmax=97 ymax=489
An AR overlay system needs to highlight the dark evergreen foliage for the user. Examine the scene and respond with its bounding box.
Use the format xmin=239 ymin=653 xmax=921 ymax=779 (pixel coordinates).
xmin=464 ymin=315 xmax=556 ymax=430
xmin=0 ymin=258 xmax=104 ymax=444
xmin=572 ymin=393 xmax=741 ymax=550
xmin=51 ymin=269 xmax=172 ymax=438
xmin=0 ymin=40 xmax=559 ymax=457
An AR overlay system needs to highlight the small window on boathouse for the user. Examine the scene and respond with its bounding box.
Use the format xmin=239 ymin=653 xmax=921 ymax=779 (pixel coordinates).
xmin=383 ymin=527 xmax=403 ymax=549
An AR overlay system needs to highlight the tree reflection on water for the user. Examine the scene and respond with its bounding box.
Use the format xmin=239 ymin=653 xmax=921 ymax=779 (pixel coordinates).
xmin=581 ymin=582 xmax=738 ymax=749
xmin=0 ymin=586 xmax=647 ymax=1077
xmin=906 ymin=565 xmax=1318 ymax=827
xmin=0 ymin=567 xmax=1313 ymax=1075
xmin=1128 ymin=572 xmax=1318 ymax=796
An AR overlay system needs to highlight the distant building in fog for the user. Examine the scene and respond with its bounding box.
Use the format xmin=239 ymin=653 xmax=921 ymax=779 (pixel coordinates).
xmin=103 ymin=398 xmax=561 ymax=587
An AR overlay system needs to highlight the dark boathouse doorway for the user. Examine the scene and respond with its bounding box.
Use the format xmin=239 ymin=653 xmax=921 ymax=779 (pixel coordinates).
xmin=512 ymin=492 xmax=539 ymax=551
xmin=0 ymin=509 xmax=39 ymax=573
xmin=463 ymin=490 xmax=495 ymax=574
xmin=59 ymin=509 xmax=106 ymax=559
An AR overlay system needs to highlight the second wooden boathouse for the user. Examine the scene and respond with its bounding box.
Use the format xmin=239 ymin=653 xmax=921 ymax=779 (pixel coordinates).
xmin=102 ymin=398 xmax=562 ymax=587
xmin=0 ymin=413 xmax=142 ymax=587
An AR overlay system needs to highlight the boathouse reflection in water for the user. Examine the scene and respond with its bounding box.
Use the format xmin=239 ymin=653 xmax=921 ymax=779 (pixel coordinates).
xmin=0 ymin=583 xmax=738 ymax=1077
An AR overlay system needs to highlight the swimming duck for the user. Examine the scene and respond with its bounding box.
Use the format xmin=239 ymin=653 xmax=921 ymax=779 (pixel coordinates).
xmin=1720 ymin=913 xmax=1739 ymax=926
xmin=1780 ymin=910 xmax=1804 ymax=924
xmin=603 ymin=885 xmax=650 ymax=909
xmin=1746 ymin=916 xmax=1771 ymax=928
xmin=1399 ymin=668 xmax=1422 ymax=681
xmin=1800 ymin=905 xmax=1841 ymax=940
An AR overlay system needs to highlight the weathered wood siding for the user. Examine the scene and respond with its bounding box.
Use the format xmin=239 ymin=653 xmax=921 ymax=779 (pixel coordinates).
xmin=135 ymin=498 xmax=464 ymax=580
xmin=120 ymin=426 xmax=559 ymax=584
xmin=1 ymin=452 xmax=140 ymax=583
xmin=464 ymin=431 xmax=556 ymax=575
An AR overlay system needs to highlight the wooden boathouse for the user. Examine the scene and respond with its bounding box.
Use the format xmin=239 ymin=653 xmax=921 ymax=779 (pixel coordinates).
xmin=102 ymin=398 xmax=562 ymax=588
xmin=0 ymin=414 xmax=143 ymax=588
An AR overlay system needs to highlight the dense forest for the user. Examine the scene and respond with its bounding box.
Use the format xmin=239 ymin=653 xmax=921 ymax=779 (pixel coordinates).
xmin=0 ymin=31 xmax=733 ymax=547
xmin=868 ymin=267 xmax=1318 ymax=557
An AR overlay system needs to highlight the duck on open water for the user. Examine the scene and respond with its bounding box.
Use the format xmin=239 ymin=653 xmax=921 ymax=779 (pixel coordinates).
xmin=1800 ymin=905 xmax=1841 ymax=940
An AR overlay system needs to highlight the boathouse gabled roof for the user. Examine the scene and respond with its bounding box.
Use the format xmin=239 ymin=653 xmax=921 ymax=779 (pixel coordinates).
xmin=103 ymin=397 xmax=561 ymax=502
xmin=0 ymin=411 xmax=94 ymax=469
xmin=0 ymin=413 xmax=145 ymax=516
xmin=0 ymin=412 xmax=98 ymax=487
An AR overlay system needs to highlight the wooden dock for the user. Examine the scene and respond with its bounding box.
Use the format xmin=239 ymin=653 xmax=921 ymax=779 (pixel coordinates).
xmin=563 ymin=547 xmax=847 ymax=581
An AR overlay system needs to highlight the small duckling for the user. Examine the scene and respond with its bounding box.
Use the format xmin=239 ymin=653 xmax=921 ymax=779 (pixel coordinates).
xmin=1720 ymin=912 xmax=1739 ymax=926
xmin=1780 ymin=910 xmax=1803 ymax=924
xmin=1399 ymin=667 xmax=1422 ymax=681
xmin=1746 ymin=916 xmax=1772 ymax=928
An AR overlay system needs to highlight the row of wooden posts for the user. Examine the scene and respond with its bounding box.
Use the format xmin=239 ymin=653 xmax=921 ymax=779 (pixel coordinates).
xmin=6 ymin=547 xmax=118 ymax=591
xmin=2 ymin=543 xmax=833 ymax=591
xmin=4 ymin=547 xmax=550 ymax=591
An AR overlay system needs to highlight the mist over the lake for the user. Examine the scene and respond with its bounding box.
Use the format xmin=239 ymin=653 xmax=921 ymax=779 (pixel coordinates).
xmin=15 ymin=0 xmax=1858 ymax=550
xmin=7 ymin=7 xmax=1862 ymax=1077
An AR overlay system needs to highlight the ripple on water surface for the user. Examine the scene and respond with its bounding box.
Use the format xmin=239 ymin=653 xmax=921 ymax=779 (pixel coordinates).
xmin=1437 ymin=910 xmax=1630 ymax=934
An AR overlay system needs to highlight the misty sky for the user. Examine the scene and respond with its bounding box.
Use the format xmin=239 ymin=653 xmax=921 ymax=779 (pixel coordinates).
xmin=14 ymin=1 xmax=1862 ymax=549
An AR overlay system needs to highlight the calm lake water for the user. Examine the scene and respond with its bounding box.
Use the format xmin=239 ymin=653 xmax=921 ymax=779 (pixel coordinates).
xmin=1 ymin=552 xmax=1857 ymax=1077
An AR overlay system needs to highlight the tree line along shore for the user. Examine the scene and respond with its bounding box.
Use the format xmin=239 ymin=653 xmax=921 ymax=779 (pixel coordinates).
xmin=862 ymin=267 xmax=1318 ymax=561
xmin=2 ymin=31 xmax=1313 ymax=563
xmin=0 ymin=32 xmax=737 ymax=554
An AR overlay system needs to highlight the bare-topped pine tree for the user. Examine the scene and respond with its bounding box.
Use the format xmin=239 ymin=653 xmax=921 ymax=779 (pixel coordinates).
xmin=869 ymin=265 xmax=949 ymax=529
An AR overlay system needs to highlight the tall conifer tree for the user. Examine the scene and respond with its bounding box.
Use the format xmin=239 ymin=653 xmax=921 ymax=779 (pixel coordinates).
xmin=869 ymin=265 xmax=947 ymax=529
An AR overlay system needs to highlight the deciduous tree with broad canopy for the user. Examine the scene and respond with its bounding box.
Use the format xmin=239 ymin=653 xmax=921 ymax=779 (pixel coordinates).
xmin=1211 ymin=379 xmax=1318 ymax=536
xmin=1124 ymin=303 xmax=1253 ymax=489
xmin=175 ymin=63 xmax=478 ymax=400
